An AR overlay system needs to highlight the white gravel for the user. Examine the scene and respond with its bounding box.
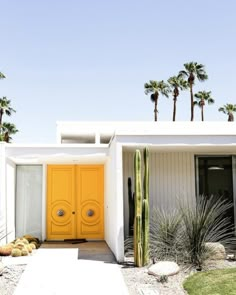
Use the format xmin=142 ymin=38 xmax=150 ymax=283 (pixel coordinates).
xmin=0 ymin=264 xmax=25 ymax=295
xmin=120 ymin=258 xmax=236 ymax=295
xmin=1 ymin=258 xmax=236 ymax=295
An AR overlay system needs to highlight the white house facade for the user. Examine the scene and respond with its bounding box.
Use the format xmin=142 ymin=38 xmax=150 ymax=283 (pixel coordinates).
xmin=1 ymin=121 xmax=236 ymax=262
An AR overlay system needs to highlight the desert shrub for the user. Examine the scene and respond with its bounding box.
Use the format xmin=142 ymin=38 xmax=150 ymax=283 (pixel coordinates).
xmin=149 ymin=196 xmax=236 ymax=269
xmin=149 ymin=208 xmax=182 ymax=262
xmin=179 ymin=195 xmax=235 ymax=269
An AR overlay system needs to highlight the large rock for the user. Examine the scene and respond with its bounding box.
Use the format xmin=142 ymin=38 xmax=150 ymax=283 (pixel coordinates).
xmin=205 ymin=242 xmax=226 ymax=260
xmin=148 ymin=261 xmax=180 ymax=277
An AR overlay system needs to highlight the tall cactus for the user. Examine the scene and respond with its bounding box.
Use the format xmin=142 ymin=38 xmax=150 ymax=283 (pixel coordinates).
xmin=134 ymin=149 xmax=143 ymax=266
xmin=128 ymin=177 xmax=134 ymax=236
xmin=142 ymin=147 xmax=150 ymax=265
xmin=134 ymin=147 xmax=150 ymax=267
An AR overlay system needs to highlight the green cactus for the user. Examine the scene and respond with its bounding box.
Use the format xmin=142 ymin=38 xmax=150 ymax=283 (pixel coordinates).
xmin=134 ymin=150 xmax=143 ymax=266
xmin=142 ymin=147 xmax=150 ymax=265
xmin=11 ymin=248 xmax=22 ymax=257
xmin=128 ymin=177 xmax=134 ymax=236
xmin=21 ymin=248 xmax=29 ymax=256
xmin=133 ymin=147 xmax=150 ymax=267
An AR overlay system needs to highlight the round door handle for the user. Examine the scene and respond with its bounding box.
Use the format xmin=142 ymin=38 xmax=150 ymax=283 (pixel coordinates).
xmin=57 ymin=209 xmax=65 ymax=217
xmin=87 ymin=209 xmax=94 ymax=217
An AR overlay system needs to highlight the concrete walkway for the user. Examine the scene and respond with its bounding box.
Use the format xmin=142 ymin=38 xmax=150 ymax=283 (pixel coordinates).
xmin=13 ymin=242 xmax=129 ymax=295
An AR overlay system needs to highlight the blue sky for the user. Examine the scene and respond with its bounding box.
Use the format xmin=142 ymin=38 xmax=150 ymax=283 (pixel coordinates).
xmin=1 ymin=0 xmax=236 ymax=143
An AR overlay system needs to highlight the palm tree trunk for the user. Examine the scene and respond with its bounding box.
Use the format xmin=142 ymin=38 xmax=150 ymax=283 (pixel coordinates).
xmin=173 ymin=97 xmax=177 ymax=121
xmin=0 ymin=109 xmax=3 ymax=125
xmin=190 ymin=83 xmax=194 ymax=121
xmin=201 ymin=105 xmax=204 ymax=121
xmin=228 ymin=113 xmax=234 ymax=122
xmin=154 ymin=99 xmax=158 ymax=121
xmin=4 ymin=132 xmax=9 ymax=143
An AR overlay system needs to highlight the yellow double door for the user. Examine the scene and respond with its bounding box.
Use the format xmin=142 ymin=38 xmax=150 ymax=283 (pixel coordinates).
xmin=47 ymin=165 xmax=104 ymax=240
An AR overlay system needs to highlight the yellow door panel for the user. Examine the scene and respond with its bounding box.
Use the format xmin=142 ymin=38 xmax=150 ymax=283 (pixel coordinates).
xmin=76 ymin=165 xmax=104 ymax=239
xmin=47 ymin=165 xmax=104 ymax=240
xmin=47 ymin=165 xmax=76 ymax=240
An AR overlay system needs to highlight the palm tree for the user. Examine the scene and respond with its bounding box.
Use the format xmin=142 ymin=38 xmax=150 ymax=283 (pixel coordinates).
xmin=194 ymin=91 xmax=214 ymax=121
xmin=218 ymin=104 xmax=236 ymax=121
xmin=144 ymin=80 xmax=170 ymax=121
xmin=168 ymin=76 xmax=189 ymax=121
xmin=179 ymin=62 xmax=208 ymax=121
xmin=0 ymin=72 xmax=5 ymax=79
xmin=1 ymin=122 xmax=18 ymax=143
xmin=0 ymin=97 xmax=16 ymax=125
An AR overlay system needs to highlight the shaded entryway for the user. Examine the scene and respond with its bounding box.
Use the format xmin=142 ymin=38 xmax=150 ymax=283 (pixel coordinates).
xmin=41 ymin=240 xmax=116 ymax=263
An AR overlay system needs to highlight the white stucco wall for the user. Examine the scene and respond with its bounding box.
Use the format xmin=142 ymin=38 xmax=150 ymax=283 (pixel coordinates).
xmin=6 ymin=159 xmax=16 ymax=243
xmin=0 ymin=143 xmax=6 ymax=245
xmin=105 ymin=138 xmax=124 ymax=262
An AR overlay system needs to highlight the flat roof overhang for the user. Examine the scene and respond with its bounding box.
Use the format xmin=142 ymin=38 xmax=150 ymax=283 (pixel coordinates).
xmin=4 ymin=144 xmax=110 ymax=164
xmin=122 ymin=143 xmax=236 ymax=154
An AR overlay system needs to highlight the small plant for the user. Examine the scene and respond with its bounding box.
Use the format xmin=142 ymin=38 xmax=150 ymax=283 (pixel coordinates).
xmin=14 ymin=242 xmax=25 ymax=250
xmin=27 ymin=245 xmax=32 ymax=253
xmin=15 ymin=238 xmax=29 ymax=245
xmin=23 ymin=235 xmax=40 ymax=248
xmin=29 ymin=243 xmax=36 ymax=250
xmin=11 ymin=248 xmax=21 ymax=257
xmin=21 ymin=248 xmax=29 ymax=256
xmin=156 ymin=275 xmax=168 ymax=284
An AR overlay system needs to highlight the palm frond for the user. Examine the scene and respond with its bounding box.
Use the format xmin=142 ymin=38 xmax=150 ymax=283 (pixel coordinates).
xmin=0 ymin=72 xmax=6 ymax=79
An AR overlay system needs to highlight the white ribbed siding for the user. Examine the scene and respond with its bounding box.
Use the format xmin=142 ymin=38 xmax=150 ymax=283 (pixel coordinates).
xmin=123 ymin=151 xmax=196 ymax=238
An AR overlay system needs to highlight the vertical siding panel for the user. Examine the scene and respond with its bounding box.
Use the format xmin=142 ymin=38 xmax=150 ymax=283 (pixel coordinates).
xmin=186 ymin=152 xmax=191 ymax=201
xmin=160 ymin=152 xmax=164 ymax=209
xmin=156 ymin=152 xmax=160 ymax=210
xmin=154 ymin=152 xmax=158 ymax=210
xmin=172 ymin=153 xmax=177 ymax=205
xmin=178 ymin=153 xmax=182 ymax=202
xmin=149 ymin=153 xmax=153 ymax=210
xmin=123 ymin=150 xmax=196 ymax=236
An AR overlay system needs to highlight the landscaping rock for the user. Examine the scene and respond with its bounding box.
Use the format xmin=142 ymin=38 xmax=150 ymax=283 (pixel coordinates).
xmin=148 ymin=261 xmax=180 ymax=277
xmin=205 ymin=242 xmax=226 ymax=260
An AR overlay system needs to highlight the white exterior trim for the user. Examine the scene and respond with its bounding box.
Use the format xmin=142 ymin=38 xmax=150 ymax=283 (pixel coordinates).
xmin=1 ymin=122 xmax=236 ymax=260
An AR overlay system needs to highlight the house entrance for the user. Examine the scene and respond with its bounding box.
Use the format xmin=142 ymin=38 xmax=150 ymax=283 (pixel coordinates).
xmin=47 ymin=165 xmax=104 ymax=240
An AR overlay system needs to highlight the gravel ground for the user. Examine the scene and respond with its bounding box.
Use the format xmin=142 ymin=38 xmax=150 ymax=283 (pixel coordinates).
xmin=1 ymin=259 xmax=236 ymax=295
xmin=120 ymin=258 xmax=236 ymax=295
xmin=0 ymin=264 xmax=25 ymax=295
